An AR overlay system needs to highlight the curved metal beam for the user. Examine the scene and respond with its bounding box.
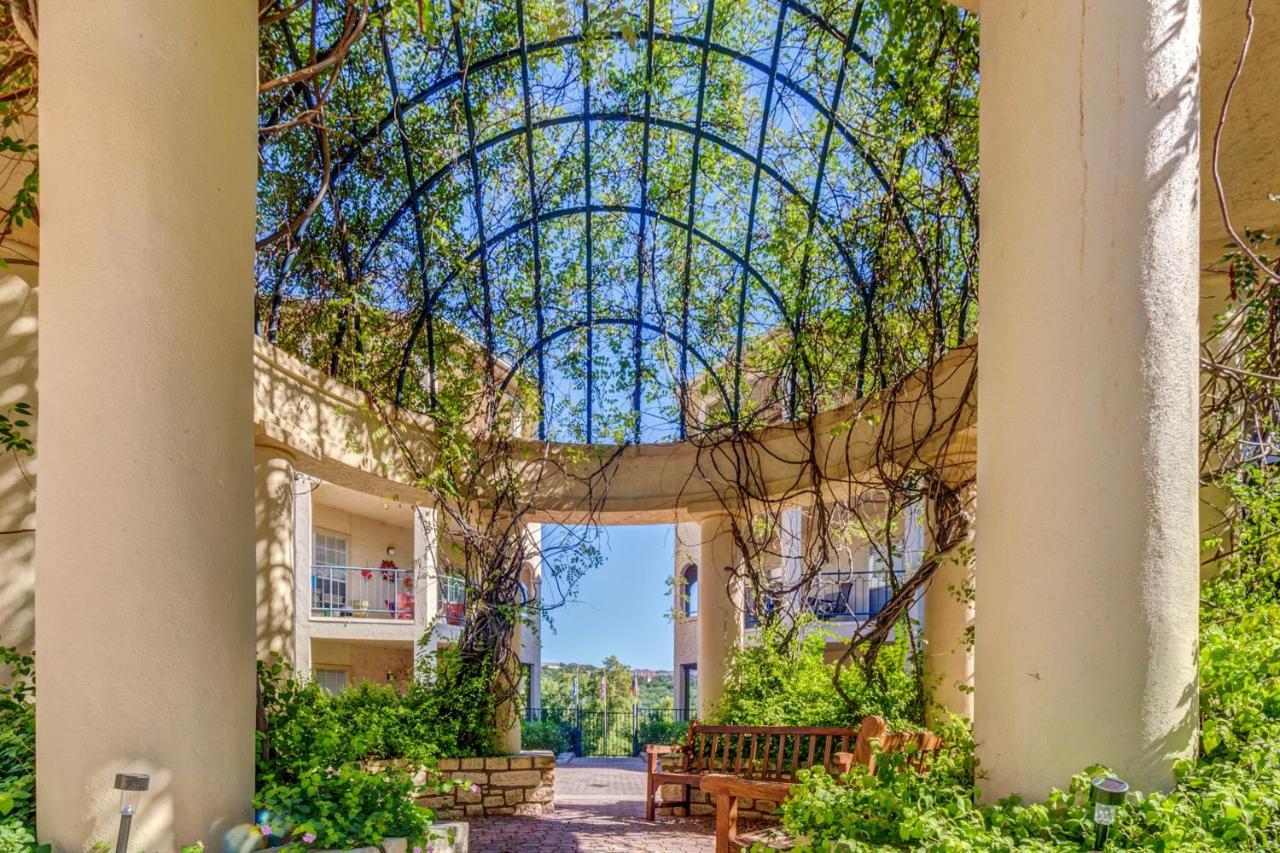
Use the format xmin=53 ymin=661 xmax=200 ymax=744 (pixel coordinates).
xmin=493 ymin=317 xmax=735 ymax=431
xmin=392 ymin=201 xmax=793 ymax=406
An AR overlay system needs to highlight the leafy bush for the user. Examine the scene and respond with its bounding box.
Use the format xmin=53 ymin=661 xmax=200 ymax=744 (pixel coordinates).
xmin=255 ymin=656 xmax=498 ymax=849
xmin=713 ymin=620 xmax=919 ymax=728
xmin=0 ymin=642 xmax=38 ymax=851
xmin=637 ymin=717 xmax=688 ymax=748
xmin=521 ymin=718 xmax=573 ymax=754
xmin=763 ymin=472 xmax=1280 ymax=850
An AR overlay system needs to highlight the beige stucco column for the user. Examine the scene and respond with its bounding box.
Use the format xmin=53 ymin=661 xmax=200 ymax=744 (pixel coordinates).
xmin=39 ymin=1 xmax=257 ymax=848
xmin=293 ymin=473 xmax=315 ymax=674
xmin=411 ymin=505 xmax=439 ymax=678
xmin=697 ymin=513 xmax=741 ymax=718
xmin=257 ymin=447 xmax=297 ymax=663
xmin=922 ymin=486 xmax=976 ymax=726
xmin=976 ymin=0 xmax=1201 ymax=800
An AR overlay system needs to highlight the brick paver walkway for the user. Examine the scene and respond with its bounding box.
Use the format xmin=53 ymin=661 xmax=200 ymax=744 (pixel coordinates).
xmin=468 ymin=757 xmax=719 ymax=852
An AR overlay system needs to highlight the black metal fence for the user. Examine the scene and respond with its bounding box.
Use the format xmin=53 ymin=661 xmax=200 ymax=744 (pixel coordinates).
xmin=527 ymin=707 xmax=692 ymax=757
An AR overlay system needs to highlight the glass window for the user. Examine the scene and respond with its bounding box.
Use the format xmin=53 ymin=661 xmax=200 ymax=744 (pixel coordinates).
xmin=314 ymin=668 xmax=349 ymax=695
xmin=314 ymin=531 xmax=349 ymax=567
xmin=682 ymin=564 xmax=699 ymax=618
xmin=680 ymin=663 xmax=698 ymax=721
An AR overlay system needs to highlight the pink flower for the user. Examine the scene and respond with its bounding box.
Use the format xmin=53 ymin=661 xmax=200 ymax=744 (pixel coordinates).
xmin=258 ymin=823 xmax=273 ymax=837
xmin=469 ymin=782 xmax=480 ymax=794
xmin=302 ymin=832 xmax=316 ymax=844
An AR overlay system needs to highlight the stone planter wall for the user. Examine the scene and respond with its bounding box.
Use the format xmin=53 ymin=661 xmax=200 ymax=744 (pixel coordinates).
xmin=654 ymin=754 xmax=781 ymax=823
xmin=416 ymin=751 xmax=555 ymax=819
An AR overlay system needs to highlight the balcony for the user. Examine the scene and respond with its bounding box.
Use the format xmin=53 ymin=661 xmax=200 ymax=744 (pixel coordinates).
xmin=311 ymin=565 xmax=415 ymax=621
xmin=744 ymin=570 xmax=903 ymax=628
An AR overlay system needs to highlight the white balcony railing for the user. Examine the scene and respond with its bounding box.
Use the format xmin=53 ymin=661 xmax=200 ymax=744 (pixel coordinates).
xmin=311 ymin=565 xmax=415 ymax=621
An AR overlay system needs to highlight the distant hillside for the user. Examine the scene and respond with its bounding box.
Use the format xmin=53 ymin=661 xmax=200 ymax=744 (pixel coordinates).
xmin=540 ymin=659 xmax=675 ymax=711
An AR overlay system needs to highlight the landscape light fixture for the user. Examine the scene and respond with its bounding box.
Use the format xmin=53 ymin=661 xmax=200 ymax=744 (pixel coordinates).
xmin=112 ymin=772 xmax=149 ymax=853
xmin=1090 ymin=775 xmax=1128 ymax=850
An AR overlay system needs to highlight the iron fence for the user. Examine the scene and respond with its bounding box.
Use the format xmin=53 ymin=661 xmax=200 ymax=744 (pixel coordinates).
xmin=527 ymin=706 xmax=692 ymax=757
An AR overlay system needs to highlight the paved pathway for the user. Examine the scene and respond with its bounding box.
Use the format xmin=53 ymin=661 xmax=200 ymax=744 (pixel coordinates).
xmin=468 ymin=757 xmax=719 ymax=852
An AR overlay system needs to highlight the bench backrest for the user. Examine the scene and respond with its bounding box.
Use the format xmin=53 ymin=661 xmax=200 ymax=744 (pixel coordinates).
xmin=680 ymin=716 xmax=943 ymax=781
xmin=680 ymin=723 xmax=863 ymax=781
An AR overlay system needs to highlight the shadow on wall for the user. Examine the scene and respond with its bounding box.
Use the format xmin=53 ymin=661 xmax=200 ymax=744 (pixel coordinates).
xmin=0 ymin=272 xmax=36 ymax=662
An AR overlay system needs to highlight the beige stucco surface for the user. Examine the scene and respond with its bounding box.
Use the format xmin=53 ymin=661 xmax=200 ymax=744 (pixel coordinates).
xmin=311 ymin=638 xmax=414 ymax=686
xmin=0 ymin=272 xmax=36 ymax=662
xmin=976 ymin=0 xmax=1201 ymax=799
xmin=37 ymin=0 xmax=258 ymax=848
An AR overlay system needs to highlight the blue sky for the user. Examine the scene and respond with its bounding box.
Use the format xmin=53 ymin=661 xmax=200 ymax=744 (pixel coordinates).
xmin=540 ymin=523 xmax=676 ymax=671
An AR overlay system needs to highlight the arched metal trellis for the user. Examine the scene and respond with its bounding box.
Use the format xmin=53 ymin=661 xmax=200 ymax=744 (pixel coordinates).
xmin=256 ymin=0 xmax=978 ymax=444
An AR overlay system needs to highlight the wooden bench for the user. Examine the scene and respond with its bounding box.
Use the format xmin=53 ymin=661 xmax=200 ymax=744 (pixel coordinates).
xmin=700 ymin=716 xmax=944 ymax=853
xmin=643 ymin=721 xmax=869 ymax=823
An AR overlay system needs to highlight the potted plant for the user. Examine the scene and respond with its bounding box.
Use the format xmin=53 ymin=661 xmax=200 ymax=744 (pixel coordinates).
xmin=353 ymin=599 xmax=370 ymax=617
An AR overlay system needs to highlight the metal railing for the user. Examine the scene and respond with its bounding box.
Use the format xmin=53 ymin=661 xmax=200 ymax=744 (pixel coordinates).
xmin=311 ymin=565 xmax=416 ymax=620
xmin=745 ymin=570 xmax=903 ymax=627
xmin=526 ymin=707 xmax=692 ymax=757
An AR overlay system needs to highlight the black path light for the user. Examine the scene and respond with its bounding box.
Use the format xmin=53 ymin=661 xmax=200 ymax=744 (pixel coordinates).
xmin=1090 ymin=775 xmax=1129 ymax=850
xmin=112 ymin=772 xmax=149 ymax=853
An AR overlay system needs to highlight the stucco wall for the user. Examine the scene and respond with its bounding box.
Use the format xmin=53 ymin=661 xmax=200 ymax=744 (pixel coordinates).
xmin=311 ymin=500 xmax=413 ymax=570
xmin=311 ymin=638 xmax=414 ymax=686
xmin=0 ymin=272 xmax=36 ymax=663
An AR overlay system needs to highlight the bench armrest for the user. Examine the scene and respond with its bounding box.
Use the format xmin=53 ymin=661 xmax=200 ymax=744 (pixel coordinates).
xmin=699 ymin=773 xmax=795 ymax=803
xmin=644 ymin=743 xmax=677 ymax=755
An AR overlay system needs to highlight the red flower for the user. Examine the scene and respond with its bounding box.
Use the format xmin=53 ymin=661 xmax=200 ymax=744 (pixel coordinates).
xmin=360 ymin=569 xmax=374 ymax=580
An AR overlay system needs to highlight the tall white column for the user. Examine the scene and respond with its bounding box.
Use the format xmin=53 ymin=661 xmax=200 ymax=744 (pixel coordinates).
xmin=38 ymin=1 xmax=257 ymax=847
xmin=256 ymin=447 xmax=297 ymax=663
xmin=976 ymin=0 xmax=1201 ymax=799
xmin=412 ymin=505 xmax=439 ymax=678
xmin=293 ymin=473 xmax=315 ymax=675
xmin=697 ymin=513 xmax=741 ymax=719
xmin=922 ymin=486 xmax=975 ymax=726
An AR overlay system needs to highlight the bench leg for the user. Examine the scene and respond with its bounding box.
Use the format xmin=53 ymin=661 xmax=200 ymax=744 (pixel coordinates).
xmin=713 ymin=791 xmax=738 ymax=853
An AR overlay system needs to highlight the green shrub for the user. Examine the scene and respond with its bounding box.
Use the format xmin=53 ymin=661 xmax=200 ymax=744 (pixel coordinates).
xmin=764 ymin=472 xmax=1280 ymax=850
xmin=637 ymin=717 xmax=688 ymax=748
xmin=521 ymin=718 xmax=573 ymax=753
xmin=255 ymin=656 xmax=496 ymax=849
xmin=713 ymin=620 xmax=919 ymax=728
xmin=0 ymin=642 xmax=38 ymax=851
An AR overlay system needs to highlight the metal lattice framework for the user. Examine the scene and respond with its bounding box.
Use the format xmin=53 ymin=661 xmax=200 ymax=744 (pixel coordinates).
xmin=256 ymin=0 xmax=977 ymax=444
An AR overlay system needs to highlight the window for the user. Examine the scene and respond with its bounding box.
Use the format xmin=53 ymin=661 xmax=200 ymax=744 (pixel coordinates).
xmin=313 ymin=532 xmax=350 ymax=614
xmin=314 ymin=668 xmax=349 ymax=695
xmin=314 ymin=531 xmax=348 ymax=567
xmin=681 ymin=563 xmax=698 ymax=618
xmin=439 ymin=574 xmax=466 ymax=625
xmin=679 ymin=663 xmax=698 ymax=721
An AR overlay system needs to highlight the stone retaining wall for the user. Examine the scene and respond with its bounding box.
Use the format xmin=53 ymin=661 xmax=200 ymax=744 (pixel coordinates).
xmin=416 ymin=751 xmax=555 ymax=820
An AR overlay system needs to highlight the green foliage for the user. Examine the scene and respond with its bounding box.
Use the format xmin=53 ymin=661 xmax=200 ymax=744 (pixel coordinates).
xmin=637 ymin=718 xmax=688 ymax=748
xmin=713 ymin=622 xmax=919 ymax=728
xmin=521 ymin=718 xmax=573 ymax=754
xmin=256 ymin=655 xmax=500 ymax=849
xmin=764 ymin=472 xmax=1280 ymax=851
xmin=0 ymin=641 xmax=38 ymax=851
